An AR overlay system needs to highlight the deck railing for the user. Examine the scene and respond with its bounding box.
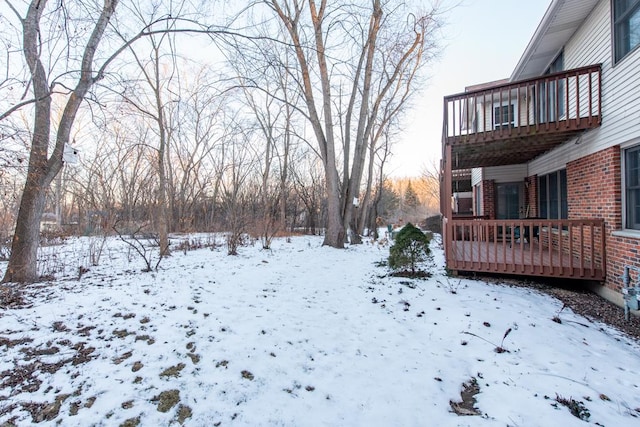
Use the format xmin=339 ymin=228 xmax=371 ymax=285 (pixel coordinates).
xmin=444 ymin=65 xmax=601 ymax=142
xmin=445 ymin=218 xmax=605 ymax=280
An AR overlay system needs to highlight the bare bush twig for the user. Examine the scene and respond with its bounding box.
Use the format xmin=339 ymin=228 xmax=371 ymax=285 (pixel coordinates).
xmin=88 ymin=235 xmax=108 ymax=266
xmin=462 ymin=326 xmax=514 ymax=354
xmin=437 ymin=277 xmax=461 ymax=294
xmin=112 ymin=221 xmax=166 ymax=272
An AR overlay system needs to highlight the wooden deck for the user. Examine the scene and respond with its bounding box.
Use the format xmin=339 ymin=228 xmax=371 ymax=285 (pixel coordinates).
xmin=443 ymin=65 xmax=601 ymax=169
xmin=444 ymin=219 xmax=605 ymax=281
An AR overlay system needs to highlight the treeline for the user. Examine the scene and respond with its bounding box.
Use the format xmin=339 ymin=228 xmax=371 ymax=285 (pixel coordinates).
xmin=0 ymin=0 xmax=444 ymax=282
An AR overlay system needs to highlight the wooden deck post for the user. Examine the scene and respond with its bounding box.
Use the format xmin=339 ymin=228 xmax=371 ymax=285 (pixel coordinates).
xmin=443 ymin=132 xmax=453 ymax=268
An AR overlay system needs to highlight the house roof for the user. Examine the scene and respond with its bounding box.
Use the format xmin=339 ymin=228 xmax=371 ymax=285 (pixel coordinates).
xmin=465 ymin=78 xmax=509 ymax=92
xmin=510 ymin=0 xmax=600 ymax=81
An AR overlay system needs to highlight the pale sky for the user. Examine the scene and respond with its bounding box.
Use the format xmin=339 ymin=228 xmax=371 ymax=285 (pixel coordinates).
xmin=388 ymin=0 xmax=552 ymax=177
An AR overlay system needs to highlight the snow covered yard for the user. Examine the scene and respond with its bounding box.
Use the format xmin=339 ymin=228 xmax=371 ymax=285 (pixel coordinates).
xmin=1 ymin=234 xmax=639 ymax=426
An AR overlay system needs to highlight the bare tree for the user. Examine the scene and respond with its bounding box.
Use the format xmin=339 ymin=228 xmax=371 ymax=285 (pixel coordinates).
xmin=202 ymin=110 xmax=239 ymax=232
xmin=236 ymin=76 xmax=297 ymax=247
xmin=113 ymin=9 xmax=182 ymax=257
xmin=417 ymin=159 xmax=441 ymax=215
xmin=353 ymin=15 xmax=434 ymax=240
xmin=0 ymin=0 xmax=234 ymax=282
xmin=290 ymin=153 xmax=326 ymax=235
xmin=219 ymin=124 xmax=257 ymax=255
xmin=266 ymin=0 xmax=346 ymax=247
xmin=0 ymin=168 xmax=22 ymax=259
xmin=0 ymin=114 xmax=30 ymax=250
xmin=165 ymin=69 xmax=226 ymax=232
xmin=66 ymin=123 xmax=156 ymax=233
xmin=222 ymin=14 xmax=305 ymax=242
xmin=358 ymin=127 xmax=392 ymax=238
xmin=263 ymin=0 xmax=441 ymax=247
xmin=1 ymin=0 xmax=120 ymax=283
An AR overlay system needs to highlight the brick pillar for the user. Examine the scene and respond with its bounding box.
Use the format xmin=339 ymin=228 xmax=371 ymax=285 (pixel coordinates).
xmin=525 ymin=175 xmax=538 ymax=218
xmin=481 ymin=180 xmax=495 ymax=219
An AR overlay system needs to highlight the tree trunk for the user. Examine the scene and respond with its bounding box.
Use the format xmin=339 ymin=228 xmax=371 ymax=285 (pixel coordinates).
xmin=3 ymin=179 xmax=48 ymax=282
xmin=272 ymin=0 xmax=345 ymax=248
xmin=280 ymin=102 xmax=293 ymax=231
xmin=153 ymin=41 xmax=171 ymax=256
xmin=2 ymin=1 xmax=52 ymax=283
xmin=342 ymin=0 xmax=382 ymax=245
xmin=2 ymin=0 xmax=118 ymax=283
xmin=309 ymin=0 xmax=345 ymax=248
xmin=157 ymin=146 xmax=170 ymax=256
xmin=323 ymin=168 xmax=345 ymax=247
xmin=358 ymin=134 xmax=378 ymax=236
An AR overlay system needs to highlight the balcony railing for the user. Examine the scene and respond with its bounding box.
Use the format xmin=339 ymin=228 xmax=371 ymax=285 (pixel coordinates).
xmin=444 ymin=65 xmax=601 ymax=145
xmin=444 ymin=218 xmax=605 ymax=280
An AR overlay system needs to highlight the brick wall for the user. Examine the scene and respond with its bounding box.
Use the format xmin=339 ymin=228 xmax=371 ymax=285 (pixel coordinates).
xmin=567 ymin=145 xmax=639 ymax=292
xmin=607 ymin=236 xmax=640 ymax=292
xmin=567 ymin=146 xmax=621 ymax=228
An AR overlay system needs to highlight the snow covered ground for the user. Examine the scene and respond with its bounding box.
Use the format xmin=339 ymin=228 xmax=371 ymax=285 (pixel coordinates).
xmin=1 ymin=233 xmax=639 ymax=426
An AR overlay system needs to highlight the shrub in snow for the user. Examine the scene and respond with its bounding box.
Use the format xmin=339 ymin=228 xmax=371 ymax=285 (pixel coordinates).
xmin=388 ymin=223 xmax=430 ymax=275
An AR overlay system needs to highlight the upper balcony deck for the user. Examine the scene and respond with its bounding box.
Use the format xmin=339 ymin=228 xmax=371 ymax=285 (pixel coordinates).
xmin=443 ymin=65 xmax=601 ymax=169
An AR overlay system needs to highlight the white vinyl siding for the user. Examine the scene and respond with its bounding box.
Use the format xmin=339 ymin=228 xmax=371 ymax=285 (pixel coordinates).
xmin=471 ymin=90 xmax=528 ymax=133
xmin=482 ymin=164 xmax=528 ymax=183
xmin=474 ymin=184 xmax=483 ymax=216
xmin=471 ymin=168 xmax=483 ymax=187
xmin=474 ymin=164 xmax=528 ymax=191
xmin=530 ymin=0 xmax=640 ymax=176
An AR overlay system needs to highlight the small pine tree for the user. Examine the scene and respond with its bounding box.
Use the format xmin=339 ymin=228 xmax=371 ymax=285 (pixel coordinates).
xmin=377 ymin=180 xmax=400 ymax=219
xmin=404 ymin=181 xmax=419 ymax=210
xmin=388 ymin=222 xmax=431 ymax=275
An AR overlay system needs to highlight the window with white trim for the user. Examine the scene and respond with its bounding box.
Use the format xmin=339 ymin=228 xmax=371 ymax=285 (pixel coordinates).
xmin=493 ymin=103 xmax=516 ymax=129
xmin=614 ymin=0 xmax=640 ymax=63
xmin=625 ymin=145 xmax=640 ymax=230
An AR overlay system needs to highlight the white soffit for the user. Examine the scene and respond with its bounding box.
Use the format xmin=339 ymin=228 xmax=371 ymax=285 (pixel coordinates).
xmin=510 ymin=0 xmax=601 ymax=81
